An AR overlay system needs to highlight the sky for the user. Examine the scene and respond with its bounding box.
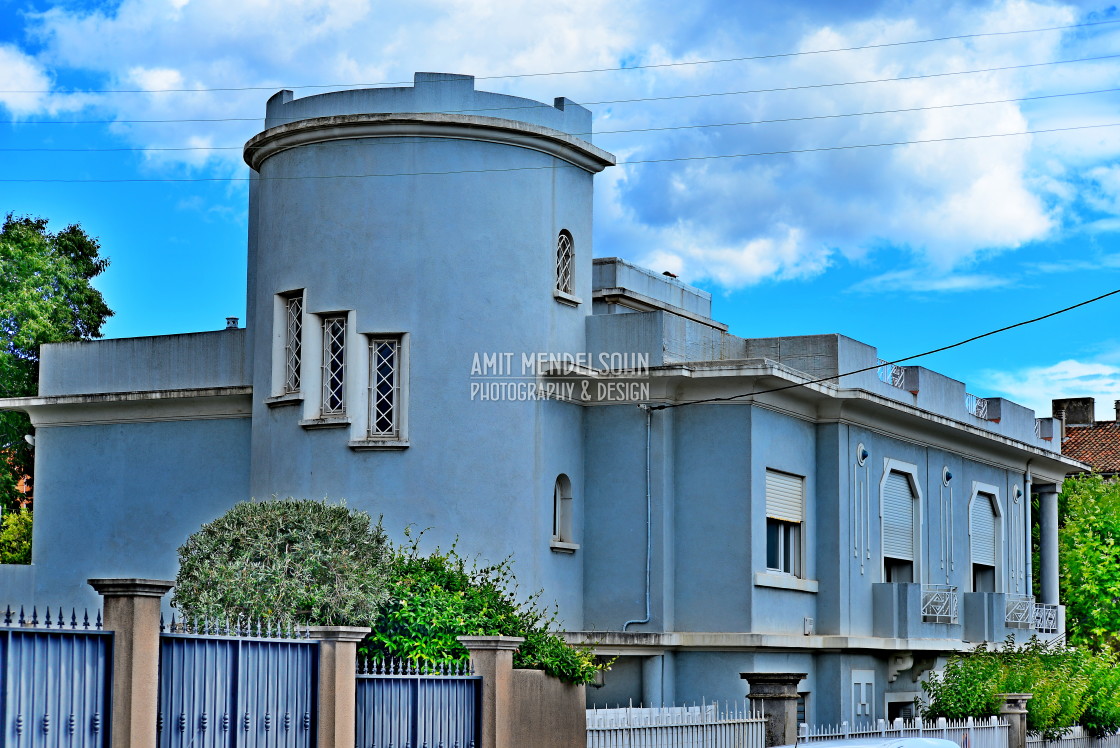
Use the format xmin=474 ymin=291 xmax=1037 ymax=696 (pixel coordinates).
xmin=1 ymin=0 xmax=1119 ymax=418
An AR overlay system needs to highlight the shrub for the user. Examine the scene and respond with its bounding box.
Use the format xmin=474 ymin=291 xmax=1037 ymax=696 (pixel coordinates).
xmin=0 ymin=508 xmax=31 ymax=564
xmin=173 ymin=499 xmax=391 ymax=626
xmin=921 ymin=646 xmax=1003 ymax=720
xmin=361 ymin=530 xmax=603 ymax=685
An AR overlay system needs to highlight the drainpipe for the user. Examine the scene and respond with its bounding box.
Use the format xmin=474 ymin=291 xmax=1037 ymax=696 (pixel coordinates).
xmin=623 ymin=404 xmax=653 ymax=631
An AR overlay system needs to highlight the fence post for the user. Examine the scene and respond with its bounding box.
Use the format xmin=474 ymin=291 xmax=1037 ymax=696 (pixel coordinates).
xmin=304 ymin=625 xmax=370 ymax=748
xmin=999 ymin=694 xmax=1032 ymax=748
xmin=458 ymin=635 xmax=525 ymax=748
xmin=88 ymin=577 xmax=175 ymax=748
xmin=741 ymin=672 xmax=806 ymax=747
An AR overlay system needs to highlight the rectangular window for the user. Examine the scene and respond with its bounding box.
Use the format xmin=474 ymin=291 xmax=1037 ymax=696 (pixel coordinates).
xmin=283 ymin=294 xmax=304 ymax=394
xmin=765 ymin=469 xmax=804 ymax=577
xmin=321 ymin=316 xmax=347 ymax=416
xmin=367 ymin=337 xmax=400 ymax=439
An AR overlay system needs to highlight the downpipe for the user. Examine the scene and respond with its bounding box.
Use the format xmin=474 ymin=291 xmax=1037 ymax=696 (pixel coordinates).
xmin=623 ymin=404 xmax=653 ymax=631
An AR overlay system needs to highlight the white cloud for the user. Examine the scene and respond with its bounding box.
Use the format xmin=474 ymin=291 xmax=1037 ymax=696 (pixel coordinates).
xmin=982 ymin=357 xmax=1120 ymax=416
xmin=0 ymin=45 xmax=52 ymax=116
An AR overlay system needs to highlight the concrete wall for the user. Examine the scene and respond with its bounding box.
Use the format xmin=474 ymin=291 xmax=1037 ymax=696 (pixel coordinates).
xmin=509 ymin=669 xmax=586 ymax=748
xmin=592 ymin=258 xmax=712 ymax=317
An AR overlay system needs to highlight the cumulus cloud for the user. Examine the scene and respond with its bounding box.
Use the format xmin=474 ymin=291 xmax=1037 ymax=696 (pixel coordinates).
xmin=0 ymin=44 xmax=52 ymax=115
xmin=982 ymin=357 xmax=1120 ymax=416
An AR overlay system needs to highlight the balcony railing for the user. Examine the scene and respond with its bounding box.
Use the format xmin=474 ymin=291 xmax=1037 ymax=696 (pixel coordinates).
xmin=922 ymin=584 xmax=959 ymax=624
xmin=876 ymin=359 xmax=906 ymax=389
xmin=965 ymin=393 xmax=989 ymax=420
xmin=1034 ymin=603 xmax=1059 ymax=634
xmin=1005 ymin=595 xmax=1035 ymax=629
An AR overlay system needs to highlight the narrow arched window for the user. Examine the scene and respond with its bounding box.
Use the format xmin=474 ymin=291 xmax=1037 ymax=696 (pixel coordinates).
xmin=555 ymin=231 xmax=574 ymax=295
xmin=552 ymin=474 xmax=576 ymax=551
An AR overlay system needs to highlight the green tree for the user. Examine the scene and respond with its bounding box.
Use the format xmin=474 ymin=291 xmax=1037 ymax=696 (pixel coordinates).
xmin=0 ymin=214 xmax=112 ymax=512
xmin=0 ymin=508 xmax=32 ymax=564
xmin=1058 ymin=473 xmax=1120 ymax=650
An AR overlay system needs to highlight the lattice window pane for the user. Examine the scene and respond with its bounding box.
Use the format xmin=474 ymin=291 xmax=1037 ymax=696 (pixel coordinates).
xmin=284 ymin=295 xmax=303 ymax=393
xmin=368 ymin=338 xmax=399 ymax=438
xmin=321 ymin=317 xmax=346 ymax=415
xmin=555 ymin=232 xmax=573 ymax=294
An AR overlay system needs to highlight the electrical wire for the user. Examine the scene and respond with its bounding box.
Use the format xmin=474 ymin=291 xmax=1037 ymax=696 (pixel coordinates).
xmin=648 ymin=288 xmax=1120 ymax=411
xmin=3 ymin=16 xmax=1119 ymax=94
xmin=3 ymin=86 xmax=1116 ymax=153
xmin=2 ymin=120 xmax=1116 ymax=183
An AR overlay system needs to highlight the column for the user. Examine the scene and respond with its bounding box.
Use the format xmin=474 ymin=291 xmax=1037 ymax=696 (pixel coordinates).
xmin=304 ymin=625 xmax=370 ymax=748
xmin=458 ymin=635 xmax=524 ymax=748
xmin=742 ymin=672 xmax=806 ymax=748
xmin=88 ymin=577 xmax=175 ymax=748
xmin=1038 ymin=485 xmax=1059 ymax=605
xmin=999 ymin=693 xmax=1032 ymax=748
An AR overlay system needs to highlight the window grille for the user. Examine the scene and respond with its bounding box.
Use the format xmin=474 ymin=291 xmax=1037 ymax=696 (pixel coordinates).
xmin=367 ymin=338 xmax=400 ymax=439
xmin=321 ymin=316 xmax=347 ymax=416
xmin=556 ymin=231 xmax=573 ymax=294
xmin=284 ymin=294 xmax=303 ymax=394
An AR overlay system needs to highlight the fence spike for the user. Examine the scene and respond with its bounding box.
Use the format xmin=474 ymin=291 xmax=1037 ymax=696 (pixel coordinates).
xmin=18 ymin=605 xmax=25 ymax=626
xmin=243 ymin=712 xmax=251 ymax=731
xmin=284 ymin=712 xmax=291 ymax=731
xmin=200 ymin=713 xmax=208 ymax=732
xmin=14 ymin=713 xmax=22 ymax=736
xmin=70 ymin=609 xmax=78 ymax=629
xmin=68 ymin=713 xmax=76 ymax=735
xmin=45 ymin=607 xmax=52 ymax=627
xmin=3 ymin=605 xmax=10 ymax=625
xmin=42 ymin=712 xmax=49 ymax=734
xmin=31 ymin=606 xmax=39 ymax=627
xmin=58 ymin=607 xmax=65 ymax=629
xmin=91 ymin=713 xmax=100 ymax=734
xmin=264 ymin=713 xmax=272 ymax=732
xmin=222 ymin=713 xmax=230 ymax=731
xmin=159 ymin=614 xmax=165 ymax=633
xmin=178 ymin=713 xmax=186 ymax=733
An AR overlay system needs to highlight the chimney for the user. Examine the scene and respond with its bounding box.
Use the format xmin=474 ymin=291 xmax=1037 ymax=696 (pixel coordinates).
xmin=1052 ymin=397 xmax=1095 ymax=427
xmin=225 ymin=317 xmax=239 ymax=330
xmin=1115 ymin=400 xmax=1120 ymax=422
xmin=1055 ymin=407 xmax=1066 ymax=440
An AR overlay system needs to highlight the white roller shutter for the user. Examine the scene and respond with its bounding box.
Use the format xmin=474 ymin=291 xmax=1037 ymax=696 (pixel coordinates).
xmin=766 ymin=470 xmax=803 ymax=523
xmin=971 ymin=493 xmax=997 ymax=566
xmin=882 ymin=471 xmax=915 ymax=561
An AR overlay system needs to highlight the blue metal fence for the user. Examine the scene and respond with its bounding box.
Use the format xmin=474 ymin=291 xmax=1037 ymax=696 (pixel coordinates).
xmin=355 ymin=658 xmax=480 ymax=748
xmin=158 ymin=619 xmax=318 ymax=748
xmin=1 ymin=607 xmax=113 ymax=748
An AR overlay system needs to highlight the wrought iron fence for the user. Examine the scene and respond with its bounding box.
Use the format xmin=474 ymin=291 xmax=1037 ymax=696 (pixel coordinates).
xmin=1034 ymin=603 xmax=1059 ymax=634
xmin=800 ymin=716 xmax=1008 ymax=748
xmin=1 ymin=605 xmax=112 ymax=748
xmin=921 ymin=584 xmax=959 ymax=624
xmin=588 ymin=703 xmax=765 ymax=748
xmin=876 ymin=359 xmax=907 ymax=389
xmin=356 ymin=657 xmax=480 ymax=748
xmin=1005 ymin=595 xmax=1035 ymax=629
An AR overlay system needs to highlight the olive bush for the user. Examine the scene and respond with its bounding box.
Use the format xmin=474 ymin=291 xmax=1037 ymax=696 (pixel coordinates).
xmin=173 ymin=499 xmax=391 ymax=626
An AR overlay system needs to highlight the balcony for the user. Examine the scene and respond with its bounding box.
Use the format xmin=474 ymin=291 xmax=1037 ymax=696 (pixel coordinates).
xmin=921 ymin=585 xmax=959 ymax=624
xmin=873 ymin=583 xmax=963 ymax=639
xmin=1005 ymin=595 xmax=1034 ymax=630
xmin=1033 ymin=603 xmax=1060 ymax=635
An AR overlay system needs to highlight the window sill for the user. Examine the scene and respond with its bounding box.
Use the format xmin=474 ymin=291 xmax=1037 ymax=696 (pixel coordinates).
xmin=754 ymin=571 xmax=818 ymax=594
xmin=265 ymin=393 xmax=303 ymax=408
xmin=299 ymin=417 xmax=350 ymax=430
xmin=550 ymin=540 xmax=580 ymax=554
xmin=348 ymin=439 xmax=410 ymax=451
xmin=553 ymin=290 xmax=582 ymax=307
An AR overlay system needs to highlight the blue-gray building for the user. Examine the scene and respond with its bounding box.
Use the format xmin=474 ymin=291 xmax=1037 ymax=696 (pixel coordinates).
xmin=0 ymin=73 xmax=1082 ymax=724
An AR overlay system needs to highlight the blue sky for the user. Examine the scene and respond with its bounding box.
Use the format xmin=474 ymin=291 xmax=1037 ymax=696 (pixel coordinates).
xmin=2 ymin=0 xmax=1119 ymax=417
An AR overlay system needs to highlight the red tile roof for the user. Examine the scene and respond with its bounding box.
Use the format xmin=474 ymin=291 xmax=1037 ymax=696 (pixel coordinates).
xmin=1064 ymin=421 xmax=1120 ymax=473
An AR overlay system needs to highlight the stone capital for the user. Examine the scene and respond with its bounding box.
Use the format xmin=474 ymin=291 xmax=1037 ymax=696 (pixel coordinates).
xmin=88 ymin=578 xmax=175 ymax=598
xmin=303 ymin=625 xmax=370 ymax=642
xmin=457 ymin=635 xmax=525 ymax=652
xmin=741 ymin=672 xmax=807 ymax=699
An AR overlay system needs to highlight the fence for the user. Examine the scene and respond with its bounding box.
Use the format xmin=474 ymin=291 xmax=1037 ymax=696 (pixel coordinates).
xmin=1028 ymin=727 xmax=1120 ymax=748
xmin=800 ymin=716 xmax=1008 ymax=748
xmin=587 ymin=703 xmax=766 ymax=748
xmin=1 ymin=606 xmax=113 ymax=748
xmin=355 ymin=657 xmax=480 ymax=748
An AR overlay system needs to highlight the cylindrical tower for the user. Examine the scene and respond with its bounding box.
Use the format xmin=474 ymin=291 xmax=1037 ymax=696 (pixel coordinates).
xmin=242 ymin=72 xmax=614 ymax=623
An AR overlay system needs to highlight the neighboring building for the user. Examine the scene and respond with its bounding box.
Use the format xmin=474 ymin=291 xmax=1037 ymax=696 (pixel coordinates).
xmin=1052 ymin=397 xmax=1120 ymax=477
xmin=0 ymin=73 xmax=1084 ymax=725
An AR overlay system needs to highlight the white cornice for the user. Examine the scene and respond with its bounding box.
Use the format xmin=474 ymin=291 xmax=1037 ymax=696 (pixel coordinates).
xmin=0 ymin=386 xmax=253 ymax=427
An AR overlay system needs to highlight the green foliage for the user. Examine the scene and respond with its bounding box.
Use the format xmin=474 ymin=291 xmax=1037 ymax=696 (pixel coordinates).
xmin=0 ymin=508 xmax=31 ymax=564
xmin=0 ymin=214 xmax=112 ymax=511
xmin=922 ymin=638 xmax=1120 ymax=739
xmin=361 ymin=530 xmax=604 ymax=685
xmin=172 ymin=499 xmax=391 ymax=626
xmin=1058 ymin=474 xmax=1120 ymax=650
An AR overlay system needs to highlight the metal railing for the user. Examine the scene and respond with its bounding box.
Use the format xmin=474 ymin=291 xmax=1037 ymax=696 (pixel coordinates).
xmin=1034 ymin=602 xmax=1059 ymax=634
xmin=1027 ymin=725 xmax=1120 ymax=748
xmin=800 ymin=716 xmax=1008 ymax=748
xmin=876 ymin=359 xmax=907 ymax=389
xmin=589 ymin=703 xmax=765 ymax=748
xmin=965 ymin=393 xmax=989 ymax=420
xmin=1005 ymin=595 xmax=1035 ymax=629
xmin=921 ymin=584 xmax=959 ymax=624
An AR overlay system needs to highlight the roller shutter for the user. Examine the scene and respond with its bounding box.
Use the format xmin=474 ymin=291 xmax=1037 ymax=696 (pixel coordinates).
xmin=766 ymin=470 xmax=803 ymax=523
xmin=971 ymin=493 xmax=997 ymax=566
xmin=882 ymin=471 xmax=915 ymax=561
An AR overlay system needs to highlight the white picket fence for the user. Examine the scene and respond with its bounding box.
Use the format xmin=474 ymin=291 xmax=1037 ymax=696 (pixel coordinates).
xmin=1027 ymin=727 xmax=1120 ymax=748
xmin=799 ymin=716 xmax=1008 ymax=748
xmin=587 ymin=703 xmax=766 ymax=748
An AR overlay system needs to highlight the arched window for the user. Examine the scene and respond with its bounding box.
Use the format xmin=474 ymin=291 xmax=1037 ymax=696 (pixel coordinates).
xmin=555 ymin=231 xmax=574 ymax=295
xmin=552 ymin=474 xmax=576 ymax=551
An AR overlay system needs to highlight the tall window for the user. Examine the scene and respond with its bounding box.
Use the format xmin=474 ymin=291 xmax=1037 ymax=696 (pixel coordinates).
xmin=555 ymin=231 xmax=573 ymax=295
xmin=321 ymin=316 xmax=347 ymax=416
xmin=553 ymin=474 xmax=574 ymax=544
xmin=367 ymin=337 xmax=400 ymax=439
xmin=882 ymin=471 xmax=916 ymax=582
xmin=970 ymin=489 xmax=1000 ymax=592
xmin=283 ymin=293 xmax=303 ymax=394
xmin=765 ymin=469 xmax=803 ymax=576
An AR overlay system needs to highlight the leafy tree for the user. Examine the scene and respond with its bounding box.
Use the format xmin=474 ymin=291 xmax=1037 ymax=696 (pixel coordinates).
xmin=173 ymin=499 xmax=392 ymax=627
xmin=0 ymin=214 xmax=112 ymax=511
xmin=361 ymin=529 xmax=605 ymax=685
xmin=1057 ymin=474 xmax=1120 ymax=650
xmin=0 ymin=508 xmax=32 ymax=564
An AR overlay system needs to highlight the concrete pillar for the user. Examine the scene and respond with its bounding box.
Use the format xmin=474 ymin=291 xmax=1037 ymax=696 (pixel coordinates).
xmin=742 ymin=672 xmax=806 ymax=747
xmin=642 ymin=654 xmax=664 ymax=707
xmin=459 ymin=635 xmax=524 ymax=748
xmin=305 ymin=625 xmax=369 ymax=748
xmin=1038 ymin=486 xmax=1060 ymax=605
xmin=999 ymin=693 xmax=1032 ymax=748
xmin=88 ymin=578 xmax=175 ymax=748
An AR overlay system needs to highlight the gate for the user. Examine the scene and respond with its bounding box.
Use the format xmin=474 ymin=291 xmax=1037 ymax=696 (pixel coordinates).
xmin=355 ymin=658 xmax=480 ymax=748
xmin=158 ymin=619 xmax=318 ymax=748
xmin=1 ymin=606 xmax=113 ymax=748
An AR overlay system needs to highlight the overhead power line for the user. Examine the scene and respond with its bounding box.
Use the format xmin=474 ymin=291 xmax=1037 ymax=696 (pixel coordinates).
xmin=4 ymin=52 xmax=1117 ymax=127
xmin=3 ymin=16 xmax=1119 ymax=94
xmin=2 ymin=120 xmax=1116 ymax=183
xmin=2 ymin=87 xmax=1116 ymax=153
xmin=650 ymin=287 xmax=1120 ymax=410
